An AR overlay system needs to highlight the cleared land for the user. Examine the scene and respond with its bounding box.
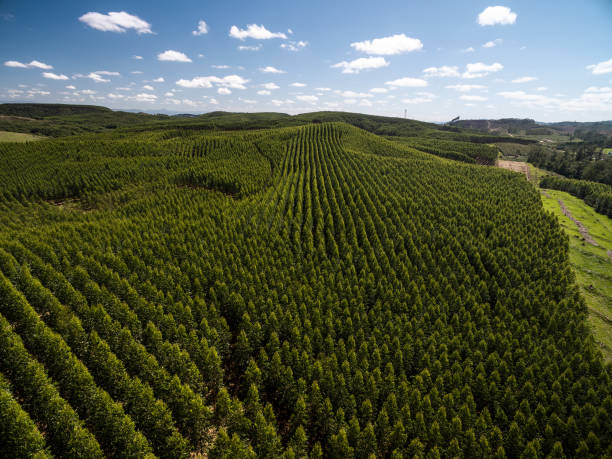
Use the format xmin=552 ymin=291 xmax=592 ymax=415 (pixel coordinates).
xmin=497 ymin=159 xmax=531 ymax=181
xmin=0 ymin=131 xmax=44 ymax=142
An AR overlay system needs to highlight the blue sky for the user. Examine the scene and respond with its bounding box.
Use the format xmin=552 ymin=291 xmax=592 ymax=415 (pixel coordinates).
xmin=1 ymin=0 xmax=611 ymax=121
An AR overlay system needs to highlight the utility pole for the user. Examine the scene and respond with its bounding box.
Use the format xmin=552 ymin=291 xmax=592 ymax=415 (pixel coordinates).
xmin=404 ymin=109 xmax=407 ymax=119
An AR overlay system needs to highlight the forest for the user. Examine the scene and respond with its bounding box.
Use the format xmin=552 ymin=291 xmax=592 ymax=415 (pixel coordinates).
xmin=0 ymin=115 xmax=611 ymax=458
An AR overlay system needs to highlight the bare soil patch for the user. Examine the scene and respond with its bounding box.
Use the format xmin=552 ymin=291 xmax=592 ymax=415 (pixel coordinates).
xmin=497 ymin=160 xmax=530 ymax=181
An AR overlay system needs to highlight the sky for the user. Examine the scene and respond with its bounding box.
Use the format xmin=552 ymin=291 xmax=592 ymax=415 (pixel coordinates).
xmin=1 ymin=0 xmax=611 ymax=122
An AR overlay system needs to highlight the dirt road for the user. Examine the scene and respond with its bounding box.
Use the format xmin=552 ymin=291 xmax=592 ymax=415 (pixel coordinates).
xmin=558 ymin=199 xmax=598 ymax=246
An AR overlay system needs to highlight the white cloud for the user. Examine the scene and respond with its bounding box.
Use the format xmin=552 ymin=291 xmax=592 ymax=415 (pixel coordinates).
xmin=478 ymin=6 xmax=517 ymax=26
xmin=423 ymin=66 xmax=459 ymax=77
xmin=4 ymin=60 xmax=53 ymax=69
xmin=238 ymin=45 xmax=262 ymax=51
xmin=385 ymin=77 xmax=428 ymax=87
xmin=461 ymin=47 xmax=475 ymax=53
xmin=107 ymin=93 xmax=123 ymax=99
xmin=360 ymin=99 xmax=373 ymax=107
xmin=350 ymin=33 xmax=422 ymax=55
xmin=402 ymin=93 xmax=435 ymax=104
xmin=131 ymin=71 xmax=143 ymax=75
xmin=209 ymin=98 xmax=219 ymax=105
xmin=164 ymin=91 xmax=174 ymax=97
xmin=536 ymin=86 xmax=548 ymax=91
xmin=281 ymin=41 xmax=308 ymax=51
xmin=74 ymin=71 xmax=120 ymax=83
xmin=229 ymin=24 xmax=287 ymax=40
xmin=370 ymin=87 xmax=388 ymax=93
xmin=445 ymin=84 xmax=486 ymax=92
xmin=176 ymin=74 xmax=249 ymax=89
xmin=79 ymin=11 xmax=153 ymax=34
xmin=482 ymin=38 xmax=502 ymax=48
xmin=262 ymin=82 xmax=280 ymax=90
xmin=460 ymin=95 xmax=487 ymax=101
xmin=296 ymin=95 xmax=318 ymax=103
xmin=332 ymin=57 xmax=389 ymax=74
xmin=143 ymin=84 xmax=154 ymax=91
xmin=512 ymin=76 xmax=537 ymax=83
xmin=462 ymin=62 xmax=503 ymax=78
xmin=65 ymin=85 xmax=76 ymax=90
xmin=586 ymin=58 xmax=612 ymax=75
xmin=192 ymin=20 xmax=208 ymax=36
xmin=152 ymin=77 xmax=164 ymax=83
xmin=257 ymin=90 xmax=271 ymax=95
xmin=315 ymin=87 xmax=331 ymax=91
xmin=131 ymin=93 xmax=157 ymax=102
xmin=212 ymin=64 xmax=230 ymax=69
xmin=240 ymin=98 xmax=256 ymax=104
xmin=80 ymin=89 xmax=97 ymax=95
xmin=290 ymin=82 xmax=306 ymax=87
xmin=336 ymin=90 xmax=373 ymax=98
xmin=42 ymin=72 xmax=69 ymax=80
xmin=133 ymin=55 xmax=143 ymax=60
xmin=158 ymin=50 xmax=192 ymax=62
xmin=260 ymin=66 xmax=285 ymax=73
xmin=271 ymin=99 xmax=294 ymax=107
xmin=218 ymin=87 xmax=231 ymax=95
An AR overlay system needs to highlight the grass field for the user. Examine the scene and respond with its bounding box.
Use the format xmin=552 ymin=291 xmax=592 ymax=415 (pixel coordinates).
xmin=540 ymin=188 xmax=612 ymax=361
xmin=0 ymin=130 xmax=44 ymax=142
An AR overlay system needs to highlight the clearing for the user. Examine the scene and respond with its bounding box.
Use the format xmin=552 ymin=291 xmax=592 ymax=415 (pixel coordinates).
xmin=0 ymin=130 xmax=45 ymax=142
xmin=497 ymin=159 xmax=531 ymax=181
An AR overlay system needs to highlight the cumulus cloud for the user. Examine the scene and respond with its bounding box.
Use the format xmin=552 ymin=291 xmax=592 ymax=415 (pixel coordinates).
xmin=66 ymin=85 xmax=76 ymax=90
xmin=260 ymin=66 xmax=285 ymax=73
xmin=143 ymin=84 xmax=154 ymax=91
xmin=238 ymin=45 xmax=262 ymax=51
xmin=42 ymin=72 xmax=69 ymax=80
xmin=461 ymin=47 xmax=475 ymax=53
xmin=229 ymin=24 xmax=287 ymax=40
xmin=460 ymin=95 xmax=487 ymax=101
xmin=316 ymin=87 xmax=331 ymax=91
xmin=483 ymin=38 xmax=502 ymax=48
xmin=586 ymin=58 xmax=612 ymax=75
xmin=257 ymin=90 xmax=271 ymax=95
xmin=192 ymin=20 xmax=208 ymax=36
xmin=385 ymin=77 xmax=428 ymax=87
xmin=423 ymin=66 xmax=460 ymax=77
xmin=133 ymin=55 xmax=143 ymax=60
xmin=290 ymin=82 xmax=306 ymax=87
xmin=217 ymin=87 xmax=231 ymax=95
xmin=271 ymin=99 xmax=295 ymax=106
xmin=370 ymin=87 xmax=388 ymax=93
xmin=445 ymin=84 xmax=486 ymax=92
xmin=332 ymin=57 xmax=389 ymax=74
xmin=152 ymin=77 xmax=164 ymax=83
xmin=212 ymin=64 xmax=230 ymax=69
xmin=262 ymin=82 xmax=280 ymax=90
xmin=536 ymin=86 xmax=548 ymax=91
xmin=478 ymin=6 xmax=517 ymax=26
xmin=79 ymin=11 xmax=153 ymax=34
xmin=296 ymin=95 xmax=318 ymax=103
xmin=176 ymin=74 xmax=249 ymax=89
xmin=4 ymin=60 xmax=53 ymax=69
xmin=158 ymin=50 xmax=192 ymax=62
xmin=512 ymin=76 xmax=537 ymax=83
xmin=107 ymin=93 xmax=124 ymax=99
xmin=350 ymin=33 xmax=422 ymax=55
xmin=131 ymin=93 xmax=157 ymax=102
xmin=80 ymin=89 xmax=97 ymax=95
xmin=281 ymin=41 xmax=308 ymax=51
xmin=462 ymin=62 xmax=503 ymax=78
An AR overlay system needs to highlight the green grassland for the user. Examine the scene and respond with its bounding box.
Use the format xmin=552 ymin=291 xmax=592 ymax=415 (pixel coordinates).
xmin=0 ymin=130 xmax=45 ymax=142
xmin=539 ymin=188 xmax=612 ymax=361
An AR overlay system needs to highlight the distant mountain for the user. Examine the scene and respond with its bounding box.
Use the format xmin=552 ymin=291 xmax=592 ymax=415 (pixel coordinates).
xmin=454 ymin=118 xmax=612 ymax=136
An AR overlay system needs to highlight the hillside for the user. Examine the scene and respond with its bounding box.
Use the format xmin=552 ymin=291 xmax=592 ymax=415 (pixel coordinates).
xmin=0 ymin=121 xmax=610 ymax=457
xmin=0 ymin=103 xmax=112 ymax=118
